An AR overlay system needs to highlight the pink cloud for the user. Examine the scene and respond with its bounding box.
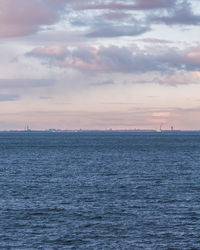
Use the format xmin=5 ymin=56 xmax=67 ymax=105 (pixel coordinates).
xmin=185 ymin=47 xmax=200 ymax=65
xmin=152 ymin=69 xmax=200 ymax=86
xmin=30 ymin=46 xmax=67 ymax=59
xmin=27 ymin=44 xmax=200 ymax=84
xmin=0 ymin=0 xmax=60 ymax=38
xmin=29 ymin=45 xmax=109 ymax=71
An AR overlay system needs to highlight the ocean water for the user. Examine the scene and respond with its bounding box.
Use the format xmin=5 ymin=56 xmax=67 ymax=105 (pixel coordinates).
xmin=0 ymin=132 xmax=200 ymax=249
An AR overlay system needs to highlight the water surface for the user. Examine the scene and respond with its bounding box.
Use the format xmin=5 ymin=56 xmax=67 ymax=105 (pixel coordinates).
xmin=0 ymin=132 xmax=200 ymax=249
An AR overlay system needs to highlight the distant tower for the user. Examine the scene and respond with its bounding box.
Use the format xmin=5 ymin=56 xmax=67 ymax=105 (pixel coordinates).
xmin=26 ymin=125 xmax=31 ymax=131
xmin=160 ymin=123 xmax=163 ymax=132
xmin=171 ymin=126 xmax=174 ymax=131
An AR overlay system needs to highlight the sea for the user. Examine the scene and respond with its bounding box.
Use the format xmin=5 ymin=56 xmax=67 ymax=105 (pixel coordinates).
xmin=0 ymin=131 xmax=200 ymax=249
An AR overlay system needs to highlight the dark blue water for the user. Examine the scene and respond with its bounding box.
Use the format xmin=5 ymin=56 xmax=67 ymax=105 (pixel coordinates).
xmin=0 ymin=132 xmax=200 ymax=249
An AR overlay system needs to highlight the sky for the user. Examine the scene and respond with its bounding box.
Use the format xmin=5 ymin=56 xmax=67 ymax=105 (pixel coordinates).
xmin=0 ymin=0 xmax=200 ymax=130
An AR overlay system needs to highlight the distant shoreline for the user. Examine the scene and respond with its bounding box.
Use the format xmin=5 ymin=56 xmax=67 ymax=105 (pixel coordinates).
xmin=1 ymin=129 xmax=200 ymax=134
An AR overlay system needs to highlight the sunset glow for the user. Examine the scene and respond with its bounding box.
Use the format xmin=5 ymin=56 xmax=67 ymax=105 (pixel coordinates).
xmin=0 ymin=0 xmax=200 ymax=130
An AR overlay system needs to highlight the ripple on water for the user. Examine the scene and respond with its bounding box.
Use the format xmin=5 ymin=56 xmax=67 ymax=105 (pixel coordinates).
xmin=0 ymin=132 xmax=200 ymax=248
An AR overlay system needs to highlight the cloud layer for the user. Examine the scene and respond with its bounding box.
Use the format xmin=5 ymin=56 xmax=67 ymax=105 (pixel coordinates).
xmin=0 ymin=0 xmax=60 ymax=37
xmin=0 ymin=0 xmax=199 ymax=38
xmin=0 ymin=94 xmax=19 ymax=102
xmin=0 ymin=0 xmax=200 ymax=130
xmin=27 ymin=44 xmax=200 ymax=74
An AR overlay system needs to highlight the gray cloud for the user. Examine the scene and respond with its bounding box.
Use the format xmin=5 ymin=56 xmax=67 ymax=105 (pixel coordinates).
xmin=0 ymin=0 xmax=197 ymax=41
xmin=77 ymin=0 xmax=175 ymax=11
xmin=87 ymin=23 xmax=150 ymax=37
xmin=70 ymin=13 xmax=150 ymax=38
xmin=0 ymin=94 xmax=19 ymax=101
xmin=27 ymin=44 xmax=200 ymax=76
xmin=91 ymin=80 xmax=114 ymax=86
xmin=138 ymin=38 xmax=173 ymax=44
xmin=150 ymin=1 xmax=200 ymax=25
xmin=0 ymin=0 xmax=198 ymax=40
xmin=0 ymin=79 xmax=55 ymax=89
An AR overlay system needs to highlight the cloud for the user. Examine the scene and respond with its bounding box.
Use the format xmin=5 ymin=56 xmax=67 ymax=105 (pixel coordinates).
xmin=0 ymin=0 xmax=196 ymax=40
xmin=0 ymin=79 xmax=54 ymax=89
xmin=0 ymin=0 xmax=63 ymax=38
xmin=78 ymin=0 xmax=175 ymax=11
xmin=27 ymin=46 xmax=67 ymax=59
xmin=102 ymin=12 xmax=131 ymax=20
xmin=91 ymin=80 xmax=114 ymax=86
xmin=139 ymin=38 xmax=173 ymax=44
xmin=133 ymin=0 xmax=174 ymax=10
xmin=27 ymin=45 xmax=158 ymax=72
xmin=0 ymin=94 xmax=19 ymax=102
xmin=150 ymin=1 xmax=200 ymax=25
xmin=86 ymin=22 xmax=150 ymax=37
xmin=27 ymin=44 xmax=200 ymax=75
xmin=69 ymin=12 xmax=150 ymax=38
xmin=157 ymin=71 xmax=200 ymax=85
xmin=133 ymin=70 xmax=200 ymax=86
